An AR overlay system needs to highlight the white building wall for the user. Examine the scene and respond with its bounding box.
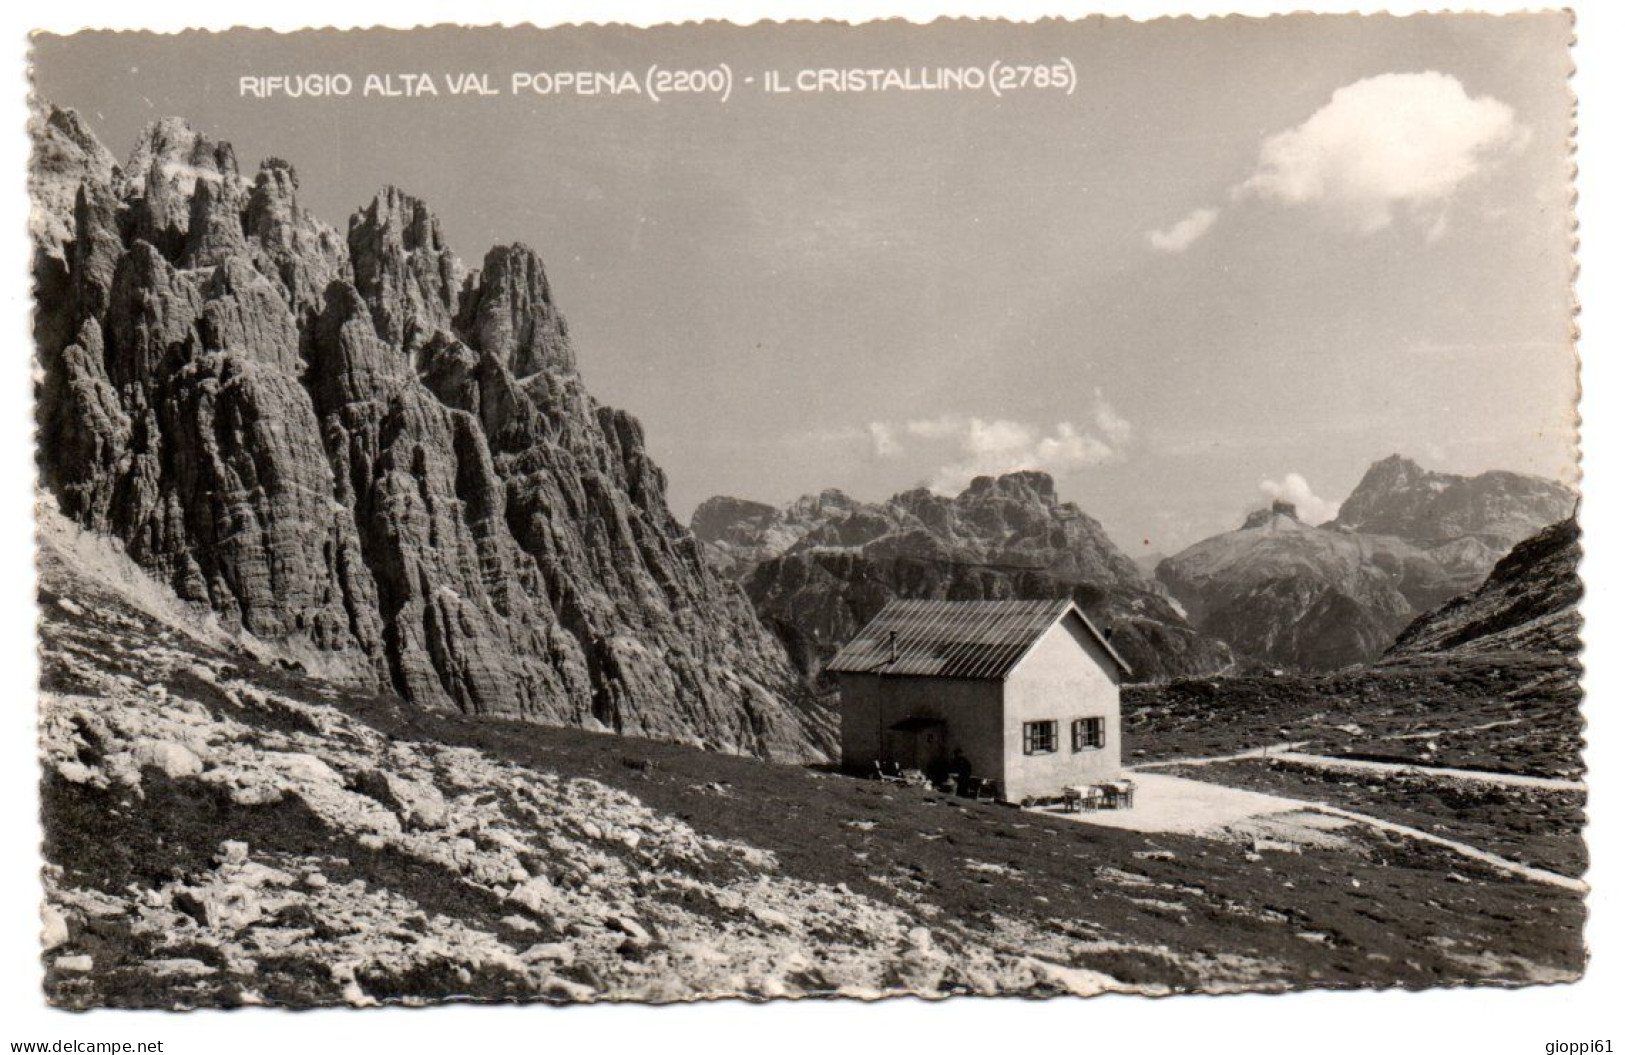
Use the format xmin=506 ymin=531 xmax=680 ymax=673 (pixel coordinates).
xmin=1000 ymin=612 xmax=1122 ymax=801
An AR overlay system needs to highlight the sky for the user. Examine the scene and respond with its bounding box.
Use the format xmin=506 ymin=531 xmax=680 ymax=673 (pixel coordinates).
xmin=30 ymin=15 xmax=1578 ymax=556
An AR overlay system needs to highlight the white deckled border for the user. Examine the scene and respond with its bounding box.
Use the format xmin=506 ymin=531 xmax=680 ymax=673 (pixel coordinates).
xmin=1 ymin=3 xmax=1620 ymax=1055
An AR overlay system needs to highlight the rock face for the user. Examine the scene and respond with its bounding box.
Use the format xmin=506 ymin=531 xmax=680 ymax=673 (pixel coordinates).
xmin=1333 ymin=455 xmax=1576 ymax=577
xmin=692 ymin=471 xmax=1233 ymax=682
xmin=30 ymin=104 xmax=830 ymax=762
xmin=1387 ymin=516 xmax=1581 ymax=659
xmin=1156 ymin=458 xmax=1575 ymax=672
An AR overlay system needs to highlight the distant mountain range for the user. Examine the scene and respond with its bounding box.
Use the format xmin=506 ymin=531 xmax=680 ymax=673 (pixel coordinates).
xmin=696 ymin=456 xmax=1574 ymax=683
xmin=1156 ymin=457 xmax=1575 ymax=671
xmin=692 ymin=471 xmax=1235 ymax=682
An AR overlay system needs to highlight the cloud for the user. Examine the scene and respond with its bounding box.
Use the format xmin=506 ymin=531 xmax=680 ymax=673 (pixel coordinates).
xmin=1259 ymin=473 xmax=1341 ymax=525
xmin=1092 ymin=388 xmax=1133 ymax=446
xmin=1147 ymin=207 xmax=1219 ymax=252
xmin=868 ymin=422 xmax=900 ymax=458
xmin=902 ymin=416 xmax=962 ymax=441
xmin=1146 ymin=73 xmax=1524 ymax=251
xmin=808 ymin=396 xmax=1133 ymax=493
xmin=1236 ymin=71 xmax=1526 ymax=233
xmin=858 ymin=393 xmax=1133 ymax=494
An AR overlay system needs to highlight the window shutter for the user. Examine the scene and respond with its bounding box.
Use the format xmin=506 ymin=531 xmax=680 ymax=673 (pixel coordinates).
xmin=1023 ymin=721 xmax=1058 ymax=755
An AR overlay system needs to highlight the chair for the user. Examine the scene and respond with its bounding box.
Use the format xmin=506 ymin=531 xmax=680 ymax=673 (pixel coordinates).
xmin=873 ymin=760 xmax=905 ymax=784
xmin=1097 ymin=779 xmax=1135 ymax=810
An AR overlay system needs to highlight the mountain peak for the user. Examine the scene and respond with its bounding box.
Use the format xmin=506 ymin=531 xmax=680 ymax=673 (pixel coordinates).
xmin=1242 ymin=500 xmax=1300 ymax=530
xmin=350 ymin=185 xmax=447 ymax=253
xmin=39 ymin=104 xmax=114 ymax=171
xmin=28 ymin=102 xmax=121 ymax=259
xmin=125 ymin=116 xmax=239 ymax=189
xmin=965 ymin=470 xmax=1057 ymax=502
xmin=346 ymin=186 xmax=462 ymax=352
xmin=1359 ymin=453 xmax=1427 ymax=489
xmin=1334 ymin=454 xmax=1573 ymax=549
xmin=457 ymin=242 xmax=574 ymax=377
xmin=693 ymin=469 xmax=1230 ymax=682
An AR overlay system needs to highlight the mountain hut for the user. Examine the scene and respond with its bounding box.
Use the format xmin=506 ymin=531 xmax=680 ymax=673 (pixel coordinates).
xmin=829 ymin=598 xmax=1129 ymax=803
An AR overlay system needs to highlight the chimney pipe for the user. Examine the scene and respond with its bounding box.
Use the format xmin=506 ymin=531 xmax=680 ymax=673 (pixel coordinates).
xmin=888 ymin=629 xmax=898 ymax=663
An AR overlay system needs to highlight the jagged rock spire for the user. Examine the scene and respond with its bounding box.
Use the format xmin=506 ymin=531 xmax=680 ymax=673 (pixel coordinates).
xmin=457 ymin=243 xmax=576 ymax=377
xmin=347 ymin=185 xmax=462 ymax=354
xmin=28 ymin=101 xmax=831 ymax=762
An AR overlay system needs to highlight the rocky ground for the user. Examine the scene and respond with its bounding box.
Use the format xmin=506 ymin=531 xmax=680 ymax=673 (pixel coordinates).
xmin=37 ymin=511 xmax=1585 ymax=1008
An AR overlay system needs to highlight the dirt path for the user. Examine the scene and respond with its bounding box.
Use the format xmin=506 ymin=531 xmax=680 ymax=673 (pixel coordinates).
xmin=1266 ymin=751 xmax=1586 ymax=793
xmin=1136 ymin=744 xmax=1585 ymax=793
xmin=1131 ymin=743 xmax=1307 ymax=770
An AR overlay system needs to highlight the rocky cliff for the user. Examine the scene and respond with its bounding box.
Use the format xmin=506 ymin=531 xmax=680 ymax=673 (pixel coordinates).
xmin=30 ymin=104 xmax=831 ymax=762
xmin=1156 ymin=459 xmax=1575 ymax=672
xmin=1386 ymin=515 xmax=1581 ymax=659
xmin=692 ymin=471 xmax=1234 ymax=682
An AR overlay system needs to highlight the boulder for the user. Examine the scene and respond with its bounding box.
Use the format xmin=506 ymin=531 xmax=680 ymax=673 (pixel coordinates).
xmin=41 ymin=906 xmax=70 ymax=951
xmin=506 ymin=877 xmax=559 ymax=915
xmin=130 ymin=738 xmax=203 ymax=778
xmin=352 ymin=768 xmax=451 ymax=830
xmin=520 ymin=942 xmax=575 ymax=966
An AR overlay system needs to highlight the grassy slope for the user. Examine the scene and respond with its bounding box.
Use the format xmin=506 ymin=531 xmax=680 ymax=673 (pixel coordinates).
xmin=1122 ymin=646 xmax=1586 ymax=901
xmin=1124 ymin=653 xmax=1584 ymax=780
xmin=1160 ymin=759 xmax=1586 ymax=879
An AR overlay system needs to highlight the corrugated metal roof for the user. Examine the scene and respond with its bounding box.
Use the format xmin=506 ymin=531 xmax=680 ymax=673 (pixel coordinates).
xmin=827 ymin=598 xmax=1130 ymax=680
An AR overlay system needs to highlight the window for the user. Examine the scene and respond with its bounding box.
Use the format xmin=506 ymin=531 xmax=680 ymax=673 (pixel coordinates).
xmin=1022 ymin=720 xmax=1058 ymax=755
xmin=1072 ymin=717 xmax=1105 ymax=751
